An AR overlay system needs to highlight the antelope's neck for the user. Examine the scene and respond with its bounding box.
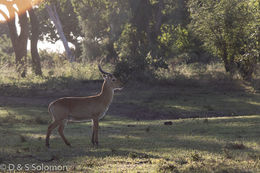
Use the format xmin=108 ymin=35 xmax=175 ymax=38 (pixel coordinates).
xmin=99 ymin=82 xmax=114 ymax=106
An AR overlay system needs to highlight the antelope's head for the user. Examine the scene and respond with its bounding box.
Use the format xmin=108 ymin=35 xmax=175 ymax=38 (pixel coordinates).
xmin=98 ymin=64 xmax=123 ymax=91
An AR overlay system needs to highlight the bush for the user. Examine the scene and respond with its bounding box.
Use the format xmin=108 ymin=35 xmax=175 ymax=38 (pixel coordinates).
xmin=188 ymin=0 xmax=259 ymax=80
xmin=113 ymin=23 xmax=171 ymax=81
xmin=0 ymin=34 xmax=15 ymax=66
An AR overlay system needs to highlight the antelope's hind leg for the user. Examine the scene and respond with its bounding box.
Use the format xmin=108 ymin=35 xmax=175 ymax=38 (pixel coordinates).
xmin=46 ymin=120 xmax=60 ymax=148
xmin=58 ymin=120 xmax=71 ymax=147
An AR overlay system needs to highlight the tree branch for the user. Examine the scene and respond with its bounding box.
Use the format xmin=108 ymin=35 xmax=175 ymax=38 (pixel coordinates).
xmin=0 ymin=9 xmax=8 ymax=21
xmin=0 ymin=0 xmax=13 ymax=6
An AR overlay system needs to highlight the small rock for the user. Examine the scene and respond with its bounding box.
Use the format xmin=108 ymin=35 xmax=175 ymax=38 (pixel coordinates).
xmin=164 ymin=121 xmax=173 ymax=125
xmin=145 ymin=127 xmax=150 ymax=132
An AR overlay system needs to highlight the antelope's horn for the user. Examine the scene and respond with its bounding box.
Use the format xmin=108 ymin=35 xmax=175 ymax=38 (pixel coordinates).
xmin=98 ymin=64 xmax=111 ymax=75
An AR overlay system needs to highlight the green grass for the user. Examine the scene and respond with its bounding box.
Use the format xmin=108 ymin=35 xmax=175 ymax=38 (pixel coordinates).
xmin=117 ymin=81 xmax=260 ymax=120
xmin=0 ymin=61 xmax=260 ymax=172
xmin=0 ymin=61 xmax=105 ymax=97
xmin=0 ymin=106 xmax=259 ymax=172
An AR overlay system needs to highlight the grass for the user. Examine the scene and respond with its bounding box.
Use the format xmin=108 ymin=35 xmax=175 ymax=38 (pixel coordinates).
xmin=0 ymin=61 xmax=260 ymax=172
xmin=0 ymin=61 xmax=103 ymax=96
xmin=116 ymin=80 xmax=260 ymax=120
xmin=0 ymin=107 xmax=260 ymax=172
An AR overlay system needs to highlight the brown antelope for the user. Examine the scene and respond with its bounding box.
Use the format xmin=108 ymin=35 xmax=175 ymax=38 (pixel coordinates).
xmin=45 ymin=64 xmax=123 ymax=148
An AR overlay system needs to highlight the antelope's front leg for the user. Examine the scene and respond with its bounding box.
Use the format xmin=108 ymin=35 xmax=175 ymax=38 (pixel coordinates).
xmin=91 ymin=118 xmax=99 ymax=146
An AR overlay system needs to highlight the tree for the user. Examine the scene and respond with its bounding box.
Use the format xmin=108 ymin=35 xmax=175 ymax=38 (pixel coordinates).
xmin=0 ymin=0 xmax=29 ymax=77
xmin=114 ymin=0 xmax=169 ymax=78
xmin=0 ymin=0 xmax=42 ymax=76
xmin=72 ymin=0 xmax=172 ymax=78
xmin=46 ymin=3 xmax=74 ymax=62
xmin=72 ymin=0 xmax=129 ymax=61
xmin=188 ymin=0 xmax=259 ymax=80
xmin=38 ymin=0 xmax=82 ymax=60
xmin=29 ymin=7 xmax=42 ymax=76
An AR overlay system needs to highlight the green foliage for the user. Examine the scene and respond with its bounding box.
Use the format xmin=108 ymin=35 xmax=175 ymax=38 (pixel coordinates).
xmin=72 ymin=0 xmax=128 ymax=61
xmin=1 ymin=0 xmax=259 ymax=81
xmin=114 ymin=23 xmax=168 ymax=80
xmin=188 ymin=0 xmax=259 ymax=80
xmin=0 ymin=34 xmax=15 ymax=66
xmin=114 ymin=23 xmax=145 ymax=79
xmin=145 ymin=52 xmax=168 ymax=70
xmin=74 ymin=0 xmax=170 ymax=79
xmin=37 ymin=0 xmax=83 ymax=58
xmin=158 ymin=24 xmax=191 ymax=57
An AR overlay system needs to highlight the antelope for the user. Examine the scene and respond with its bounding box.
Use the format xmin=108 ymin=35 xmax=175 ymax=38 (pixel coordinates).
xmin=45 ymin=64 xmax=123 ymax=148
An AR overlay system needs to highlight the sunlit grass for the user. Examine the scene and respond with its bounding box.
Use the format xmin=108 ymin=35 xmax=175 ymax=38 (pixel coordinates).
xmin=0 ymin=60 xmax=260 ymax=172
xmin=121 ymin=84 xmax=260 ymax=118
xmin=0 ymin=106 xmax=259 ymax=172
xmin=0 ymin=61 xmax=107 ymax=97
xmin=0 ymin=61 xmax=102 ymax=83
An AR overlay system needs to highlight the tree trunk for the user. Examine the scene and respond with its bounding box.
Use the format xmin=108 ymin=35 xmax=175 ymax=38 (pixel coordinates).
xmin=29 ymin=8 xmax=42 ymax=76
xmin=46 ymin=4 xmax=75 ymax=62
xmin=154 ymin=0 xmax=163 ymax=36
xmin=6 ymin=12 xmax=29 ymax=77
xmin=66 ymin=37 xmax=82 ymax=62
xmin=222 ymin=51 xmax=236 ymax=76
xmin=106 ymin=37 xmax=118 ymax=62
xmin=147 ymin=0 xmax=164 ymax=58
